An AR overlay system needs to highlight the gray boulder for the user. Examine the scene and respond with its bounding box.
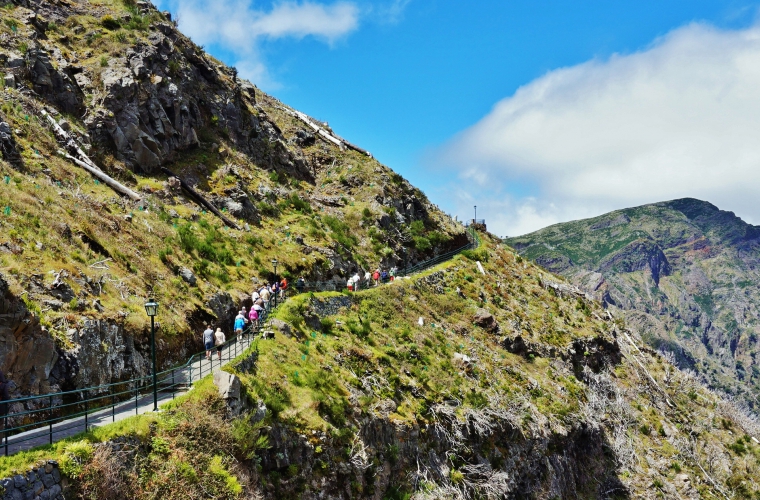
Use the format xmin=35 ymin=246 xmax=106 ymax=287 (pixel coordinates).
xmin=472 ymin=308 xmax=499 ymax=333
xmin=213 ymin=371 xmax=243 ymax=417
xmin=179 ymin=267 xmax=196 ymax=286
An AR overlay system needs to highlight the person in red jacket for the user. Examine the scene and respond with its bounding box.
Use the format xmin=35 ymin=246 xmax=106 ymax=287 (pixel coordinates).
xmin=280 ymin=278 xmax=288 ymax=299
xmin=372 ymin=269 xmax=380 ymax=286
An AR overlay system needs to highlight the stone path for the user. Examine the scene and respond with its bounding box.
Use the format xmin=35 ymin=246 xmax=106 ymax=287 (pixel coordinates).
xmin=2 ymin=333 xmax=259 ymax=456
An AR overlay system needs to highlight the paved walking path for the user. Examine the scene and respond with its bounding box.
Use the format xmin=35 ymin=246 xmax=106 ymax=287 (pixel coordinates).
xmin=2 ymin=333 xmax=259 ymax=455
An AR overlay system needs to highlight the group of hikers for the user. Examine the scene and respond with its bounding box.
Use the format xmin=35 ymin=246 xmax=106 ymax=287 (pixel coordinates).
xmin=201 ymin=267 xmax=400 ymax=359
xmin=347 ymin=267 xmax=397 ymax=291
xmin=202 ymin=278 xmax=290 ymax=360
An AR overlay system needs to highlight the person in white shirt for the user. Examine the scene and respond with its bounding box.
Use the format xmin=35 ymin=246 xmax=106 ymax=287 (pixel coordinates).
xmin=353 ymin=272 xmax=361 ymax=291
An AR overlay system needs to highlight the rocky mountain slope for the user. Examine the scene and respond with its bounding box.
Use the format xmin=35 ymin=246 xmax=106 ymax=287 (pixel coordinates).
xmin=0 ymin=0 xmax=464 ymax=399
xmin=1 ymin=1 xmax=760 ymax=498
xmin=507 ymin=198 xmax=760 ymax=409
xmin=7 ymin=233 xmax=760 ymax=500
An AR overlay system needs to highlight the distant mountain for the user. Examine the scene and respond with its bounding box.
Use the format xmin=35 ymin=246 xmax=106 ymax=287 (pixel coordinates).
xmin=507 ymin=198 xmax=760 ymax=407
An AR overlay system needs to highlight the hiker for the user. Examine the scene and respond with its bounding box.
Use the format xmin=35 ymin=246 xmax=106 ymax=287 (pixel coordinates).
xmin=249 ymin=307 xmax=259 ymax=334
xmin=203 ymin=324 xmax=214 ymax=360
xmin=214 ymin=327 xmax=226 ymax=361
xmin=364 ymin=270 xmax=371 ymax=284
xmin=296 ymin=276 xmax=305 ymax=294
xmin=260 ymin=286 xmax=271 ymax=310
xmin=280 ymin=278 xmax=288 ymax=299
xmin=252 ymin=288 xmax=260 ymax=302
xmin=373 ymin=269 xmax=380 ymax=286
xmin=234 ymin=310 xmax=246 ymax=336
xmin=390 ymin=267 xmax=396 ymax=281
xmin=347 ymin=276 xmax=354 ymax=292
xmin=352 ymin=272 xmax=361 ymax=291
xmin=381 ymin=269 xmax=389 ymax=283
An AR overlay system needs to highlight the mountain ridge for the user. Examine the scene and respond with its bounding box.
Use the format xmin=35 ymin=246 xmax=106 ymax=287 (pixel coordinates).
xmin=508 ymin=197 xmax=760 ymax=408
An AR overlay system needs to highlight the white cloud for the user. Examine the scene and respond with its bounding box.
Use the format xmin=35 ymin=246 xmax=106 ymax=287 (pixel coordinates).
xmin=156 ymin=0 xmax=360 ymax=87
xmin=439 ymin=22 xmax=760 ymax=236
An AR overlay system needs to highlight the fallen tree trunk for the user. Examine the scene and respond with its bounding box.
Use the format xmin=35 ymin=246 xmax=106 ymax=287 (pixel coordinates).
xmin=59 ymin=151 xmax=142 ymax=201
xmin=160 ymin=167 xmax=241 ymax=230
xmin=41 ymin=109 xmax=99 ymax=171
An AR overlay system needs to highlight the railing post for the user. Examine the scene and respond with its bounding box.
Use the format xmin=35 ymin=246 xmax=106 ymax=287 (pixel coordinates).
xmin=171 ymin=370 xmax=176 ymax=399
xmin=84 ymin=389 xmax=88 ymax=432
xmin=134 ymin=383 xmax=139 ymax=415
xmin=48 ymin=395 xmax=53 ymax=445
xmin=111 ymin=385 xmax=115 ymax=422
xmin=3 ymin=415 xmax=7 ymax=456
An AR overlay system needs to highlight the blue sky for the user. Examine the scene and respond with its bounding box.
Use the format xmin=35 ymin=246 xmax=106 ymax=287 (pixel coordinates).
xmin=154 ymin=0 xmax=760 ymax=235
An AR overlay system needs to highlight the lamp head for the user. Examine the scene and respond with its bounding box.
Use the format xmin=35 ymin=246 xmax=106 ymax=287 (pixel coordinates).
xmin=144 ymin=298 xmax=158 ymax=317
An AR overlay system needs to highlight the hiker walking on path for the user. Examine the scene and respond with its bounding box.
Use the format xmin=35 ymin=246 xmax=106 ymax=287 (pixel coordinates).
xmin=214 ymin=328 xmax=226 ymax=361
xmin=203 ymin=324 xmax=214 ymax=360
xmin=373 ymin=269 xmax=380 ymax=286
xmin=249 ymin=307 xmax=259 ymax=335
xmin=280 ymin=278 xmax=288 ymax=300
xmin=390 ymin=267 xmax=396 ymax=281
xmin=296 ymin=276 xmax=305 ymax=294
xmin=260 ymin=286 xmax=271 ymax=311
xmin=234 ymin=310 xmax=246 ymax=336
xmin=353 ymin=272 xmax=361 ymax=291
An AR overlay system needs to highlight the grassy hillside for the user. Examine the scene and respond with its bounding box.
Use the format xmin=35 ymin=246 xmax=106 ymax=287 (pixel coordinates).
xmin=3 ymin=234 xmax=760 ymax=498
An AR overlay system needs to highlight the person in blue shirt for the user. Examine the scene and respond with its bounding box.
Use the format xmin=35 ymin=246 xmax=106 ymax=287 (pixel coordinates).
xmin=234 ymin=311 xmax=246 ymax=336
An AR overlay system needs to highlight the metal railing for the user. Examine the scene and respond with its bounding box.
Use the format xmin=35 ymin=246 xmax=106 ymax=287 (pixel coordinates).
xmin=0 ymin=227 xmax=483 ymax=455
xmin=0 ymin=299 xmax=280 ymax=456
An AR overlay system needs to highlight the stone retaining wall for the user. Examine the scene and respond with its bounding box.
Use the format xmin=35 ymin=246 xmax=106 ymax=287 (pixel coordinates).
xmin=0 ymin=460 xmax=65 ymax=500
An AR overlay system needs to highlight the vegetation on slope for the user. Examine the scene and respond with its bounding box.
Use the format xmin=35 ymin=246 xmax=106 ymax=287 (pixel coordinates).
xmin=0 ymin=0 xmax=463 ymax=379
xmin=3 ymin=235 xmax=760 ymax=498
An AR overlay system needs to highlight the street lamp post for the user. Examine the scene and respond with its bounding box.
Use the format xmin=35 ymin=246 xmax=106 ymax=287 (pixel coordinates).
xmin=271 ymin=259 xmax=278 ymax=308
xmin=144 ymin=298 xmax=159 ymax=411
xmin=474 ymin=205 xmax=477 ymax=224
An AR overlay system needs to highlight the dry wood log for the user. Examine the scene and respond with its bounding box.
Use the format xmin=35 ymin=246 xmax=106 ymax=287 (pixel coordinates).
xmin=59 ymin=151 xmax=142 ymax=201
xmin=160 ymin=167 xmax=241 ymax=230
xmin=41 ymin=109 xmax=100 ymax=171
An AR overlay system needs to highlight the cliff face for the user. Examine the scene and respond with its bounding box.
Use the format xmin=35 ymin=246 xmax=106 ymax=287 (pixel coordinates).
xmin=0 ymin=0 xmax=465 ymax=400
xmin=507 ymin=198 xmax=760 ymax=408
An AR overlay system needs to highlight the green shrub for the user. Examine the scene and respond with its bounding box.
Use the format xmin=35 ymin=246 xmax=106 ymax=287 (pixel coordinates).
xmin=320 ymin=317 xmax=333 ymax=334
xmin=257 ymin=201 xmax=278 ymax=217
xmin=461 ymin=247 xmax=489 ymax=262
xmin=100 ymin=15 xmax=121 ymax=30
xmin=278 ymin=194 xmax=311 ymax=214
xmin=59 ymin=440 xmax=93 ymax=478
xmin=168 ymin=59 xmax=181 ymax=75
xmin=208 ymin=455 xmax=243 ymax=495
xmin=450 ymin=469 xmax=465 ymax=484
xmin=413 ymin=236 xmax=431 ymax=252
xmin=323 ymin=215 xmax=357 ymax=249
